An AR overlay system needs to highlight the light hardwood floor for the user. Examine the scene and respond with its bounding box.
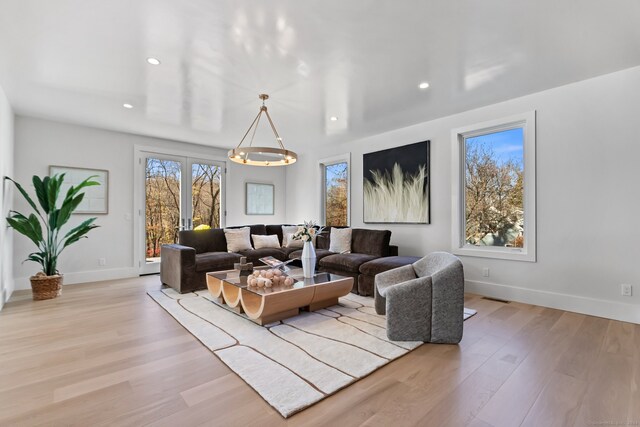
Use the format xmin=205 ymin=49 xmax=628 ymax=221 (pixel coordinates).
xmin=0 ymin=276 xmax=637 ymax=426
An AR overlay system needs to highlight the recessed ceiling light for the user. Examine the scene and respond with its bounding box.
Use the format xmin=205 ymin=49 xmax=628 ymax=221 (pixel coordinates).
xmin=146 ymin=57 xmax=161 ymax=65
xmin=330 ymin=116 xmax=338 ymax=121
xmin=123 ymin=103 xmax=133 ymax=109
xmin=419 ymin=82 xmax=430 ymax=89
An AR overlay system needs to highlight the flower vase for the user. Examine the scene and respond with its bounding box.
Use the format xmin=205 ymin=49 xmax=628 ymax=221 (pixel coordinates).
xmin=301 ymin=241 xmax=316 ymax=278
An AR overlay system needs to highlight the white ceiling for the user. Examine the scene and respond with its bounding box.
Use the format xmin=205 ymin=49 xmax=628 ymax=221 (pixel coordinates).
xmin=1 ymin=0 xmax=639 ymax=152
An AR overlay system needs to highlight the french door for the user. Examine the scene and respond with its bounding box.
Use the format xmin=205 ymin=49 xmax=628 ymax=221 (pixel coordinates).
xmin=137 ymin=150 xmax=225 ymax=274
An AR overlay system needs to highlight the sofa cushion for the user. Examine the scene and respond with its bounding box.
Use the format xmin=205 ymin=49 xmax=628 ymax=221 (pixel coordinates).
xmin=289 ymin=248 xmax=334 ymax=261
xmin=266 ymin=224 xmax=295 ymax=246
xmin=252 ymin=234 xmax=281 ymax=249
xmin=179 ymin=228 xmax=227 ymax=254
xmin=281 ymin=225 xmax=299 ymax=247
xmin=319 ymin=253 xmax=378 ymax=274
xmin=279 ymin=247 xmax=299 ymax=258
xmin=329 ymin=227 xmax=352 ymax=253
xmin=351 ymin=229 xmax=391 ymax=257
xmin=195 ymin=252 xmax=242 ymax=272
xmin=359 ymin=256 xmax=422 ymax=276
xmin=285 ymin=234 xmax=304 ymax=248
xmin=224 ymin=227 xmax=253 ymax=252
xmin=238 ymin=248 xmax=289 ymax=263
xmin=226 ymin=224 xmax=267 ymax=245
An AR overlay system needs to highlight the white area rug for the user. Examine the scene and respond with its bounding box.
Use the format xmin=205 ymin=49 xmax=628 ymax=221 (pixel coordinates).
xmin=148 ymin=288 xmax=477 ymax=418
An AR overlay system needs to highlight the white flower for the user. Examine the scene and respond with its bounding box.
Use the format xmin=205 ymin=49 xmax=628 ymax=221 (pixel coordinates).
xmin=309 ymin=228 xmax=316 ymax=236
xmin=302 ymin=234 xmax=310 ymax=242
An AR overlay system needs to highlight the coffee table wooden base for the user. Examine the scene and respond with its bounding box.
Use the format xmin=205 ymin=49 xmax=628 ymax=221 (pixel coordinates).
xmin=206 ymin=271 xmax=353 ymax=325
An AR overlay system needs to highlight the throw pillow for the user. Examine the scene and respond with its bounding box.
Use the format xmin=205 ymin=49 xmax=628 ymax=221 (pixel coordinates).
xmin=252 ymin=234 xmax=280 ymax=249
xmin=281 ymin=225 xmax=299 ymax=247
xmin=224 ymin=227 xmax=253 ymax=252
xmin=329 ymin=227 xmax=352 ymax=254
xmin=284 ymin=233 xmax=304 ymax=248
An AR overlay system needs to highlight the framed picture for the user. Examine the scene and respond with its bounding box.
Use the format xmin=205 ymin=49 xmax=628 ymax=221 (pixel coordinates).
xmin=363 ymin=140 xmax=430 ymax=224
xmin=49 ymin=165 xmax=109 ymax=214
xmin=246 ymin=182 xmax=274 ymax=215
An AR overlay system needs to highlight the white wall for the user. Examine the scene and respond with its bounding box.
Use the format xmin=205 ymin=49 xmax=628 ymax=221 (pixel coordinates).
xmin=226 ymin=164 xmax=287 ymax=227
xmin=0 ymin=85 xmax=14 ymax=309
xmin=286 ymin=66 xmax=640 ymax=323
xmin=13 ymin=117 xmax=286 ymax=289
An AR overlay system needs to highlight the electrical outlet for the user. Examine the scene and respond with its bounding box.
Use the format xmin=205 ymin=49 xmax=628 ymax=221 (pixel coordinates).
xmin=482 ymin=267 xmax=490 ymax=277
xmin=98 ymin=258 xmax=107 ymax=267
xmin=621 ymin=284 xmax=632 ymax=297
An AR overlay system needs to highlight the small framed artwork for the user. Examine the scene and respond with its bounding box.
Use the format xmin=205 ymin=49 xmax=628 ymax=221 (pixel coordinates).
xmin=49 ymin=165 xmax=109 ymax=214
xmin=246 ymin=182 xmax=274 ymax=215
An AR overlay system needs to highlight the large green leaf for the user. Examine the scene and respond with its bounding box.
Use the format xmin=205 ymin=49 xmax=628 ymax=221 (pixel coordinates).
xmin=61 ymin=222 xmax=99 ymax=252
xmin=6 ymin=212 xmax=43 ymax=247
xmin=6 ymin=177 xmax=41 ymax=217
xmin=57 ymin=193 xmax=84 ymax=229
xmin=64 ymin=217 xmax=97 ymax=239
xmin=33 ymin=175 xmax=50 ymax=213
xmin=47 ymin=174 xmax=64 ymax=212
xmin=6 ymin=217 xmax=36 ymax=244
xmin=25 ymin=251 xmax=47 ymax=271
xmin=48 ymin=208 xmax=59 ymax=233
xmin=27 ymin=251 xmax=46 ymax=262
xmin=27 ymin=213 xmax=43 ymax=243
xmin=63 ymin=175 xmax=100 ymax=204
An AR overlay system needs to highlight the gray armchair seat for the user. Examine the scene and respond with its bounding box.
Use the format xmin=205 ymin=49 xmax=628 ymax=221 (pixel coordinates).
xmin=374 ymin=252 xmax=464 ymax=343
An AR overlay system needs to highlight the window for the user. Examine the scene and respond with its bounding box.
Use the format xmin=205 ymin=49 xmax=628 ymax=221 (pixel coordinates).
xmin=452 ymin=112 xmax=536 ymax=261
xmin=320 ymin=154 xmax=350 ymax=226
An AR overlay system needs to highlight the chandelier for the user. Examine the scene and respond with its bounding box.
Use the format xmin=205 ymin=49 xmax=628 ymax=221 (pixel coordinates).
xmin=228 ymin=94 xmax=298 ymax=166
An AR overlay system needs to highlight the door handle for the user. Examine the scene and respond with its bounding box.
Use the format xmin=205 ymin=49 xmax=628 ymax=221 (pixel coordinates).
xmin=187 ymin=218 xmax=193 ymax=230
xmin=180 ymin=218 xmax=185 ymax=230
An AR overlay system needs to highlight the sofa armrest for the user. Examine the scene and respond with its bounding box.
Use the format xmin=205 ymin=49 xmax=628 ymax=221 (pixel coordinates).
xmin=388 ymin=245 xmax=399 ymax=256
xmin=160 ymin=244 xmax=197 ymax=293
xmin=375 ymin=264 xmax=417 ymax=295
xmin=374 ymin=264 xmax=417 ymax=314
xmin=385 ymin=276 xmax=433 ymax=341
xmin=429 ymin=261 xmax=465 ymax=344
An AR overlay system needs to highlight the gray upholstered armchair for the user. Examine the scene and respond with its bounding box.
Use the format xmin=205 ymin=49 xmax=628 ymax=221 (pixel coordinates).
xmin=374 ymin=252 xmax=464 ymax=343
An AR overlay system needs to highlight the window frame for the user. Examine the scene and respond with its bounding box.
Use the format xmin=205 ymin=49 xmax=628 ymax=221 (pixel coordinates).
xmin=451 ymin=111 xmax=536 ymax=262
xmin=319 ymin=153 xmax=351 ymax=227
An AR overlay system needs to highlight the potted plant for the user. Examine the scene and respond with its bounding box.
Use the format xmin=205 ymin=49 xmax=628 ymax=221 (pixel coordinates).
xmin=5 ymin=174 xmax=100 ymax=300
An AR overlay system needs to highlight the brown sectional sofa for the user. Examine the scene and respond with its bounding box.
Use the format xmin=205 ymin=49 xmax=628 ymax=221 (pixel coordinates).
xmin=160 ymin=224 xmax=411 ymax=296
xmin=312 ymin=227 xmax=395 ymax=295
xmin=161 ymin=224 xmax=295 ymax=293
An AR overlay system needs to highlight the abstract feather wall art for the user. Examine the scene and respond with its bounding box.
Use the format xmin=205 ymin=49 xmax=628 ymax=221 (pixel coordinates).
xmin=363 ymin=141 xmax=430 ymax=224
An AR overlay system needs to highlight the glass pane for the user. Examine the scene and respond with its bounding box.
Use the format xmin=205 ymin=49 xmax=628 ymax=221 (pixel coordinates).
xmin=465 ymin=128 xmax=524 ymax=247
xmin=145 ymin=158 xmax=182 ymax=263
xmin=324 ymin=162 xmax=348 ymax=226
xmin=191 ymin=163 xmax=222 ymax=229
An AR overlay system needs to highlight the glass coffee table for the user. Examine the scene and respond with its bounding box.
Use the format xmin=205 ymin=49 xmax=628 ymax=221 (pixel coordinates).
xmin=206 ymin=268 xmax=354 ymax=325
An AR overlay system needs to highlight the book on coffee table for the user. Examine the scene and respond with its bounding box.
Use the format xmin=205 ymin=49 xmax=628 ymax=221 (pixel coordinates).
xmin=258 ymin=256 xmax=298 ymax=269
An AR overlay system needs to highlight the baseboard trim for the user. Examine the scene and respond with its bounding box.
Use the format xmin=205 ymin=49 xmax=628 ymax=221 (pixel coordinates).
xmin=466 ymin=280 xmax=639 ymax=324
xmin=14 ymin=267 xmax=139 ymax=291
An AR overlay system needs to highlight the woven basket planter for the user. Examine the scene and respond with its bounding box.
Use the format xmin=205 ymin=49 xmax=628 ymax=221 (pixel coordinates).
xmin=29 ymin=272 xmax=63 ymax=300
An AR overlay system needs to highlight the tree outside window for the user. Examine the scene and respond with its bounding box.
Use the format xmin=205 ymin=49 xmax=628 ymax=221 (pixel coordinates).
xmin=324 ymin=162 xmax=349 ymax=226
xmin=464 ymin=128 xmax=524 ymax=248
